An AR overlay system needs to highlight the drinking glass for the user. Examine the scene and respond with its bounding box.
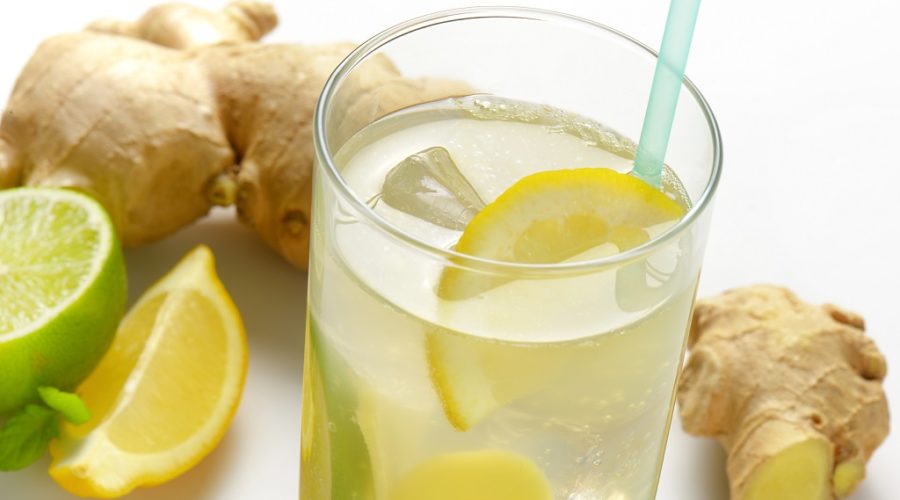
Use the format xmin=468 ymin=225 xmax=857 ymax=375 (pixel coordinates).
xmin=302 ymin=7 xmax=721 ymax=499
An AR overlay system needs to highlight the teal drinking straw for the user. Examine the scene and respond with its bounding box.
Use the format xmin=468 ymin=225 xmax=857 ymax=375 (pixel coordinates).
xmin=632 ymin=0 xmax=702 ymax=187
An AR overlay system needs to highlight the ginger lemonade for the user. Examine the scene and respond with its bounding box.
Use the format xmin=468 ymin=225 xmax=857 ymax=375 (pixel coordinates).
xmin=303 ymin=8 xmax=721 ymax=500
xmin=303 ymin=95 xmax=702 ymax=500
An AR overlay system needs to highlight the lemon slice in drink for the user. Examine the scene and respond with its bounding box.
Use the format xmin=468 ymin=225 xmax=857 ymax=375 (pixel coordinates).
xmin=439 ymin=168 xmax=685 ymax=299
xmin=390 ymin=450 xmax=552 ymax=500
xmin=48 ymin=246 xmax=247 ymax=497
xmin=0 ymin=188 xmax=126 ymax=416
xmin=431 ymin=168 xmax=685 ymax=430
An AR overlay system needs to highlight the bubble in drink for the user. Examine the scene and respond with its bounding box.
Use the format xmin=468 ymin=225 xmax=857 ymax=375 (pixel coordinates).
xmin=379 ymin=146 xmax=485 ymax=230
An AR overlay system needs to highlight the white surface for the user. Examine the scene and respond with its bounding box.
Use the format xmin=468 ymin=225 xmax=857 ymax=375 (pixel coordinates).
xmin=1 ymin=0 xmax=898 ymax=499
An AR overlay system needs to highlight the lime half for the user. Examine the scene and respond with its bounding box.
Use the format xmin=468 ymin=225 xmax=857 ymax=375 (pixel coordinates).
xmin=0 ymin=188 xmax=126 ymax=416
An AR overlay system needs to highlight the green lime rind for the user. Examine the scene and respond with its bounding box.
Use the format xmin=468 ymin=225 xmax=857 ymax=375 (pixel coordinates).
xmin=0 ymin=188 xmax=127 ymax=417
xmin=307 ymin=314 xmax=375 ymax=499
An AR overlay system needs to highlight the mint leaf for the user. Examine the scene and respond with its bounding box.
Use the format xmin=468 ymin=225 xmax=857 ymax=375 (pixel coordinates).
xmin=0 ymin=405 xmax=59 ymax=471
xmin=38 ymin=387 xmax=91 ymax=425
xmin=0 ymin=387 xmax=87 ymax=471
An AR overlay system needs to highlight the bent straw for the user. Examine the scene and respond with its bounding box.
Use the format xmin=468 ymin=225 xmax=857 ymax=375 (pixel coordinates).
xmin=631 ymin=0 xmax=702 ymax=187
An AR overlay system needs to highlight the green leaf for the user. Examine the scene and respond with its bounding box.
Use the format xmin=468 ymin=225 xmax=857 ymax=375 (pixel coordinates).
xmin=0 ymin=405 xmax=59 ymax=471
xmin=38 ymin=387 xmax=91 ymax=425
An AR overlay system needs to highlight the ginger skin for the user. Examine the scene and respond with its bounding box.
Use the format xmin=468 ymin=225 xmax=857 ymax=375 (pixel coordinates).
xmin=86 ymin=0 xmax=278 ymax=49
xmin=0 ymin=1 xmax=470 ymax=269
xmin=677 ymin=285 xmax=889 ymax=500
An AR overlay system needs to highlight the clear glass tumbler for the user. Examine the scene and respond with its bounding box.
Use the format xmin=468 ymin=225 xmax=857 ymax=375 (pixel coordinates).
xmin=302 ymin=7 xmax=721 ymax=500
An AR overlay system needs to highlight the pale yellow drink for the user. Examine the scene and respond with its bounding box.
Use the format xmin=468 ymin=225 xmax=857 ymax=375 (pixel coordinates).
xmin=302 ymin=96 xmax=700 ymax=499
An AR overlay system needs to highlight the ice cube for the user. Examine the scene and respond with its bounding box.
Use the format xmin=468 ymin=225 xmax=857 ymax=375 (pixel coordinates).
xmin=379 ymin=147 xmax=485 ymax=231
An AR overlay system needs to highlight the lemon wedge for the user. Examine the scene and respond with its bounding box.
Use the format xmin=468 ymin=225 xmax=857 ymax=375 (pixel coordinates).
xmin=430 ymin=168 xmax=685 ymax=430
xmin=390 ymin=450 xmax=552 ymax=500
xmin=48 ymin=246 xmax=247 ymax=497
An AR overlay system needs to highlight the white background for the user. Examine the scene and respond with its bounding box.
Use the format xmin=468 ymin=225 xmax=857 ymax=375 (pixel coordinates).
xmin=1 ymin=0 xmax=898 ymax=498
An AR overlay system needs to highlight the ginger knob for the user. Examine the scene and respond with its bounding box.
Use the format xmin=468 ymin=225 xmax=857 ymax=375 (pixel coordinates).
xmin=677 ymin=285 xmax=889 ymax=500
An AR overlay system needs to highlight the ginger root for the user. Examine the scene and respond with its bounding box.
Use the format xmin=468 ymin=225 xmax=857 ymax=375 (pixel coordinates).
xmin=0 ymin=1 xmax=470 ymax=269
xmin=677 ymin=285 xmax=889 ymax=500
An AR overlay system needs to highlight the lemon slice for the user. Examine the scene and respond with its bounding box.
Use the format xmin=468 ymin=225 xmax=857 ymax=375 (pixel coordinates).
xmin=430 ymin=168 xmax=685 ymax=430
xmin=427 ymin=330 xmax=568 ymax=431
xmin=390 ymin=450 xmax=552 ymax=500
xmin=438 ymin=168 xmax=684 ymax=300
xmin=0 ymin=188 xmax=126 ymax=416
xmin=48 ymin=246 xmax=247 ymax=497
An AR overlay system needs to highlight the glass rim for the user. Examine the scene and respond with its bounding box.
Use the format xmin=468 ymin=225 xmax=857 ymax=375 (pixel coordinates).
xmin=314 ymin=6 xmax=722 ymax=276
